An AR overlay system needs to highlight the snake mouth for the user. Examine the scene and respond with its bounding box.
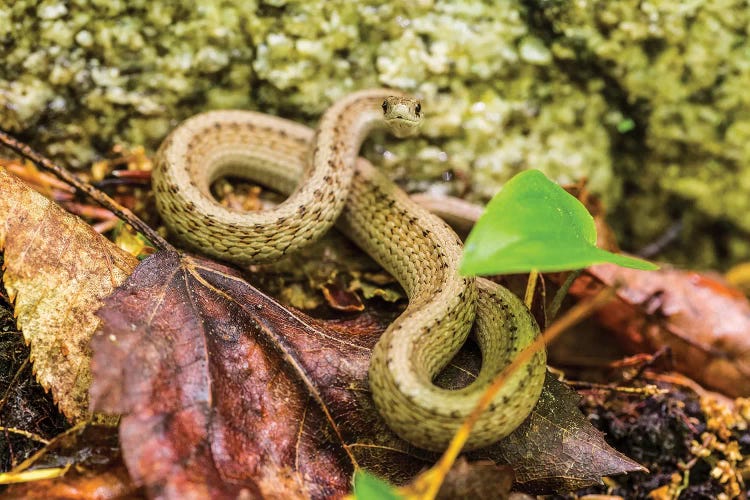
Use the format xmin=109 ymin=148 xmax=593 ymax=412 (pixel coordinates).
xmin=385 ymin=117 xmax=422 ymax=127
xmin=389 ymin=116 xmax=421 ymax=124
xmin=386 ymin=118 xmax=422 ymax=138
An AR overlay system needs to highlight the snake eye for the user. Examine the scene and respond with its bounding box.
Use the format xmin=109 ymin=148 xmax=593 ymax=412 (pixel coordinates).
xmin=382 ymin=100 xmax=388 ymax=113
xmin=415 ymin=103 xmax=421 ymax=116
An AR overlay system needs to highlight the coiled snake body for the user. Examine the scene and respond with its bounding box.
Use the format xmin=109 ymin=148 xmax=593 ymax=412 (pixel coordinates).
xmin=153 ymin=89 xmax=546 ymax=451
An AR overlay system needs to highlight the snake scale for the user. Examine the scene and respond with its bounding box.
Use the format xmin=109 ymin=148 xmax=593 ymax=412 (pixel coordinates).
xmin=153 ymin=89 xmax=546 ymax=451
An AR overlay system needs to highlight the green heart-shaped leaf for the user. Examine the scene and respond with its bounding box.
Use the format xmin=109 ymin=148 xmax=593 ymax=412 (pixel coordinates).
xmin=460 ymin=170 xmax=658 ymax=275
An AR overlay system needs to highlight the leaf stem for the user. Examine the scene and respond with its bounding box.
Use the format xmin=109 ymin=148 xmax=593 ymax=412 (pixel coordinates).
xmin=524 ymin=269 xmax=539 ymax=308
xmin=547 ymin=269 xmax=583 ymax=320
xmin=0 ymin=426 xmax=50 ymax=445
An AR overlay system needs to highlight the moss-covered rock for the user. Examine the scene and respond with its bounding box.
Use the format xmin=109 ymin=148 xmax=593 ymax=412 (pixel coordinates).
xmin=0 ymin=1 xmax=613 ymax=189
xmin=534 ymin=0 xmax=750 ymax=266
xmin=1 ymin=0 xmax=747 ymax=267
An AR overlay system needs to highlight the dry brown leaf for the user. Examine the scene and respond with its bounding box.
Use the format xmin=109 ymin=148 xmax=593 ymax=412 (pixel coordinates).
xmin=483 ymin=372 xmax=646 ymax=493
xmin=570 ymin=265 xmax=750 ymax=397
xmin=90 ymin=252 xmax=357 ymax=499
xmin=3 ymin=467 xmax=140 ymax=500
xmin=0 ymin=167 xmax=138 ymax=421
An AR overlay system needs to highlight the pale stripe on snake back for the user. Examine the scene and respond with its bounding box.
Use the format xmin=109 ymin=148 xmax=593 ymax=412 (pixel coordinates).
xmin=153 ymin=89 xmax=546 ymax=451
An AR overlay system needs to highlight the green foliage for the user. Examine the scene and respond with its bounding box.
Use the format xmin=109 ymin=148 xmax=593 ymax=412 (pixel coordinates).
xmin=352 ymin=471 xmax=403 ymax=500
xmin=460 ymin=170 xmax=658 ymax=275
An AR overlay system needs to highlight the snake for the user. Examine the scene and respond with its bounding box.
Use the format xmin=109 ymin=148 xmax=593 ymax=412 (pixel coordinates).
xmin=152 ymin=88 xmax=546 ymax=451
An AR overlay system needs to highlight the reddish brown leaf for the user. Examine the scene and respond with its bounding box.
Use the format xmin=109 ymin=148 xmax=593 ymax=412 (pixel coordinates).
xmin=90 ymin=251 xmax=354 ymax=499
xmin=321 ymin=280 xmax=365 ymax=312
xmin=570 ymin=265 xmax=750 ymax=397
xmin=91 ymin=250 xmax=642 ymax=498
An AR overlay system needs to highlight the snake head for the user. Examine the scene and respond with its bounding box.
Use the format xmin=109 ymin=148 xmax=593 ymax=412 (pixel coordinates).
xmin=382 ymin=96 xmax=423 ymax=138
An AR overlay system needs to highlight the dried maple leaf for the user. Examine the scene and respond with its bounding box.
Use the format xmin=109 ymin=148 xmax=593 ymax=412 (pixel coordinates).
xmin=0 ymin=167 xmax=138 ymax=421
xmin=90 ymin=251 xmax=643 ymax=498
xmin=570 ymin=265 xmax=750 ymax=397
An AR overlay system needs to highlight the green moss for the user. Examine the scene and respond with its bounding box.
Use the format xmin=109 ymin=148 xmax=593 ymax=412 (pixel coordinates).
xmin=534 ymin=0 xmax=750 ymax=267
xmin=0 ymin=0 xmax=611 ymax=195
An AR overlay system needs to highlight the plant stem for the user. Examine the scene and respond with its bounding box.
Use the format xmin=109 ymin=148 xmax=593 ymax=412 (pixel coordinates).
xmin=524 ymin=269 xmax=539 ymax=308
xmin=547 ymin=269 xmax=583 ymax=320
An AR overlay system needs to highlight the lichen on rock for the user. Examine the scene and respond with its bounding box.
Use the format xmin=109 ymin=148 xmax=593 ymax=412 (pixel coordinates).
xmin=0 ymin=0 xmax=612 ymax=194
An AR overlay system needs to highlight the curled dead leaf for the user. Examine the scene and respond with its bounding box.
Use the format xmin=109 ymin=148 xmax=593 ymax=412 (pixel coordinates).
xmin=321 ymin=278 xmax=365 ymax=312
xmin=570 ymin=265 xmax=750 ymax=397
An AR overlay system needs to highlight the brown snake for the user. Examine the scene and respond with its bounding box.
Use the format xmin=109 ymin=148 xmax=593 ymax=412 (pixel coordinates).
xmin=152 ymin=89 xmax=546 ymax=451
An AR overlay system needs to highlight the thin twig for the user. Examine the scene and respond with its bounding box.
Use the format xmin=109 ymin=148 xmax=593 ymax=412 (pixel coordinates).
xmin=567 ymin=380 xmax=666 ymax=396
xmin=0 ymin=130 xmax=173 ymax=252
xmin=10 ymin=420 xmax=88 ymax=474
xmin=0 ymin=427 xmax=50 ymax=445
